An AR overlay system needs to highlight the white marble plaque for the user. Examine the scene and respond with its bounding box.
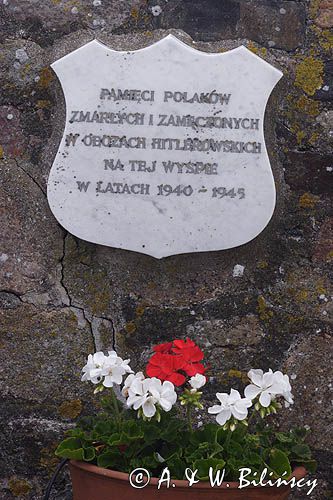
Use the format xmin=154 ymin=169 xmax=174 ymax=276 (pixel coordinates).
xmin=48 ymin=35 xmax=283 ymax=258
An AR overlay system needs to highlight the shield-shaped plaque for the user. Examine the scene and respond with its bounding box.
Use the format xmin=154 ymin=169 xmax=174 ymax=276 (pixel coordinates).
xmin=48 ymin=35 xmax=282 ymax=258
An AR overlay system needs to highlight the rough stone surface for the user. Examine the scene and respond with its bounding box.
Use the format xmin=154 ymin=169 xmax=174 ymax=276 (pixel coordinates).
xmin=239 ymin=1 xmax=306 ymax=51
xmin=0 ymin=1 xmax=332 ymax=499
xmin=284 ymin=152 xmax=333 ymax=194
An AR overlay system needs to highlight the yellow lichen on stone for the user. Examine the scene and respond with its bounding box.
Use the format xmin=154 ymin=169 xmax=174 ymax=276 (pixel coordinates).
xmin=257 ymin=260 xmax=268 ymax=269
xmin=315 ymin=283 xmax=327 ymax=295
xmin=135 ymin=305 xmax=146 ymax=317
xmin=0 ymin=145 xmax=3 ymax=159
xmin=59 ymin=399 xmax=82 ymax=419
xmin=8 ymin=478 xmax=32 ymax=497
xmin=309 ymin=0 xmax=321 ymax=19
xmin=125 ymin=321 xmax=136 ymax=334
xmin=294 ymin=56 xmax=324 ymax=96
xmin=40 ymin=444 xmax=59 ymax=471
xmin=296 ymin=289 xmax=309 ymax=302
xmin=310 ymin=25 xmax=333 ymax=51
xmin=36 ymin=99 xmax=51 ymax=109
xmin=299 ymin=192 xmax=319 ymax=209
xmin=228 ymin=369 xmax=248 ymax=383
xmin=247 ymin=41 xmax=268 ymax=58
xmin=319 ymin=29 xmax=333 ymax=50
xmin=309 ymin=132 xmax=319 ymax=144
xmin=38 ymin=67 xmax=54 ymax=88
xmin=327 ymin=250 xmax=333 ymax=261
xmin=295 ymin=95 xmax=321 ymax=116
xmin=131 ymin=7 xmax=139 ymax=19
xmin=257 ymin=296 xmax=273 ymax=321
xmin=296 ymin=130 xmax=306 ymax=144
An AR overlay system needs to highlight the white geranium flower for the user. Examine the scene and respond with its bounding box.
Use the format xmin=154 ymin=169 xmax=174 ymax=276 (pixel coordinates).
xmin=101 ymin=350 xmax=133 ymax=388
xmin=81 ymin=351 xmax=107 ymax=384
xmin=208 ymin=389 xmax=252 ymax=426
xmin=81 ymin=351 xmax=133 ymax=387
xmin=189 ymin=373 xmax=206 ymax=390
xmin=126 ymin=377 xmax=177 ymax=418
xmin=272 ymin=371 xmax=294 ymax=406
xmin=244 ymin=369 xmax=294 ymax=408
xmin=122 ymin=371 xmax=145 ymax=397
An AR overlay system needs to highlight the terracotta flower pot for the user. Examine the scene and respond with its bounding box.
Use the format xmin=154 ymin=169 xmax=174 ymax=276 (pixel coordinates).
xmin=69 ymin=460 xmax=307 ymax=500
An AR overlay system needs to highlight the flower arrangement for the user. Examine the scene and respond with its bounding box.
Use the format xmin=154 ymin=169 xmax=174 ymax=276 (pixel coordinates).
xmin=56 ymin=338 xmax=316 ymax=482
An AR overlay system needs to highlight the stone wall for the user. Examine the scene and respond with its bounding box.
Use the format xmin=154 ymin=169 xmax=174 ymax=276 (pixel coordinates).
xmin=0 ymin=1 xmax=332 ymax=498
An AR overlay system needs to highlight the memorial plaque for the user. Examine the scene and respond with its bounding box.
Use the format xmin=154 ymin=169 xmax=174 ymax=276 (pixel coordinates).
xmin=48 ymin=35 xmax=283 ymax=258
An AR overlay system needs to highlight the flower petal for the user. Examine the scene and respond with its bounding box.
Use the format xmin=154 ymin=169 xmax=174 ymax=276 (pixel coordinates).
xmin=244 ymin=384 xmax=261 ymax=400
xmin=208 ymin=404 xmax=222 ymax=415
xmin=216 ymin=409 xmax=231 ymax=426
xmin=142 ymin=398 xmax=156 ymax=418
xmin=259 ymin=390 xmax=271 ymax=407
xmin=248 ymin=369 xmax=263 ymax=386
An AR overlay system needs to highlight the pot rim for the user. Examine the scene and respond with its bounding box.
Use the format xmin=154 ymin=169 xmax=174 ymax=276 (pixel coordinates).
xmin=70 ymin=460 xmax=307 ymax=490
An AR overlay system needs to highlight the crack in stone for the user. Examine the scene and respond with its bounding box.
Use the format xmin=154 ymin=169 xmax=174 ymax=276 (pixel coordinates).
xmin=0 ymin=289 xmax=24 ymax=302
xmin=59 ymin=232 xmax=116 ymax=352
xmin=59 ymin=232 xmax=97 ymax=350
xmin=13 ymin=158 xmax=46 ymax=196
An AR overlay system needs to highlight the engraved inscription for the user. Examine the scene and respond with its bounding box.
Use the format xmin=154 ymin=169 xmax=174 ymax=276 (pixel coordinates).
xmin=48 ymin=36 xmax=282 ymax=257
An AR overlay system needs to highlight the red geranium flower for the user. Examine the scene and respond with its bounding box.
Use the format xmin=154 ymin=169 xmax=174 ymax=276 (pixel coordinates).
xmin=146 ymin=352 xmax=187 ymax=386
xmin=146 ymin=338 xmax=207 ymax=386
xmin=153 ymin=341 xmax=173 ymax=354
xmin=172 ymin=338 xmax=204 ymax=362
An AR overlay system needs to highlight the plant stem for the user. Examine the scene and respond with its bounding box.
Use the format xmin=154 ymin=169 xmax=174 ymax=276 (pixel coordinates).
xmin=224 ymin=431 xmax=232 ymax=451
xmin=110 ymin=388 xmax=121 ymax=424
xmin=247 ymin=408 xmax=258 ymax=429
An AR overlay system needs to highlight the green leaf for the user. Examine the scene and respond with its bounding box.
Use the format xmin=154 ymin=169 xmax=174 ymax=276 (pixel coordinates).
xmin=55 ymin=438 xmax=84 ymax=460
xmin=168 ymin=457 xmax=187 ymax=479
xmin=83 ymin=447 xmax=96 ymax=461
xmin=292 ymin=428 xmax=307 ymax=440
xmin=267 ymin=449 xmax=292 ymax=478
xmin=160 ymin=419 xmax=187 ymax=443
xmin=293 ymin=459 xmax=317 ymax=474
xmin=97 ymin=450 xmax=120 ymax=469
xmin=275 ymin=432 xmax=293 ymax=444
xmin=227 ymin=441 xmax=243 ymax=457
xmin=291 ymin=444 xmax=311 ymax=459
xmin=104 ymin=433 xmax=120 ymax=446
xmin=193 ymin=458 xmax=226 ymax=481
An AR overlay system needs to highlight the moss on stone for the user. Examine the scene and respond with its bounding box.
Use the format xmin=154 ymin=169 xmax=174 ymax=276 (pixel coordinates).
xmin=8 ymin=478 xmax=32 ymax=497
xmin=0 ymin=145 xmax=3 ymax=159
xmin=294 ymin=56 xmax=324 ymax=96
xmin=58 ymin=398 xmax=82 ymax=419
